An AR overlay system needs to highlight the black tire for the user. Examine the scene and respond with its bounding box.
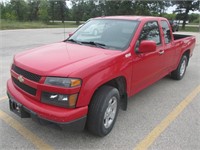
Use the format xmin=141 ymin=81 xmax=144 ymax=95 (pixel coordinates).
xmin=171 ymin=55 xmax=188 ymax=80
xmin=87 ymin=85 xmax=120 ymax=137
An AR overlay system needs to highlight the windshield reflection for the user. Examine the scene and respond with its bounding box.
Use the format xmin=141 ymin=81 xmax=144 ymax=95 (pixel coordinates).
xmin=67 ymin=19 xmax=139 ymax=51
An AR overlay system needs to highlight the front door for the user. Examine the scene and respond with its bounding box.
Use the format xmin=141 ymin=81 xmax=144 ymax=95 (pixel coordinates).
xmin=132 ymin=21 xmax=165 ymax=94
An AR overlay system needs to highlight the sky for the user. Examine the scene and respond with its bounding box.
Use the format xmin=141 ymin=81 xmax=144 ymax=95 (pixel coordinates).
xmin=167 ymin=5 xmax=177 ymax=14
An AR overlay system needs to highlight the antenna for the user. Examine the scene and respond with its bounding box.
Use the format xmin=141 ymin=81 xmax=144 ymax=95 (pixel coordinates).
xmin=63 ymin=0 xmax=66 ymax=40
xmin=64 ymin=20 xmax=66 ymax=40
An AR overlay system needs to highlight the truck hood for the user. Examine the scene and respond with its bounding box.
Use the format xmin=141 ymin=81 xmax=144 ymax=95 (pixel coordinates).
xmin=14 ymin=42 xmax=120 ymax=76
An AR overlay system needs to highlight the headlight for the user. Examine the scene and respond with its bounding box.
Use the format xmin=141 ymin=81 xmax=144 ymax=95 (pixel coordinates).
xmin=41 ymin=91 xmax=78 ymax=108
xmin=45 ymin=77 xmax=81 ymax=88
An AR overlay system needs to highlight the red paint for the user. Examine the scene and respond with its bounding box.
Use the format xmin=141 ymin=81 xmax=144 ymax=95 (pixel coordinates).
xmin=138 ymin=40 xmax=156 ymax=53
xmin=7 ymin=16 xmax=196 ymax=124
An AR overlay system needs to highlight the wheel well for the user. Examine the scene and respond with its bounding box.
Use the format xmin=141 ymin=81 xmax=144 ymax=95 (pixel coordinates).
xmin=183 ymin=50 xmax=190 ymax=66
xmin=102 ymin=77 xmax=128 ymax=111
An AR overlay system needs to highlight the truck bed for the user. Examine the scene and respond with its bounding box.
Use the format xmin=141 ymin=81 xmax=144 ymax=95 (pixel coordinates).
xmin=173 ymin=34 xmax=193 ymax=40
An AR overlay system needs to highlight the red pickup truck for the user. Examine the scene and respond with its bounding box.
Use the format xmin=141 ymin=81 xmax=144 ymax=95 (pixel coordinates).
xmin=7 ymin=16 xmax=196 ymax=137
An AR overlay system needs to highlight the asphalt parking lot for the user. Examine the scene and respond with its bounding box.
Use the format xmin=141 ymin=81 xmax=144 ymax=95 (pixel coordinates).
xmin=0 ymin=29 xmax=200 ymax=150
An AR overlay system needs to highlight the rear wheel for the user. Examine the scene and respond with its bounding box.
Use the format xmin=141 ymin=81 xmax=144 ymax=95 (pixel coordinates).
xmin=87 ymin=85 xmax=120 ymax=137
xmin=171 ymin=55 xmax=188 ymax=80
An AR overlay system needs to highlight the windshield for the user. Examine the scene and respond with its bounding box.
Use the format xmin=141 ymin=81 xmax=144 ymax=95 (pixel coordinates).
xmin=66 ymin=19 xmax=139 ymax=51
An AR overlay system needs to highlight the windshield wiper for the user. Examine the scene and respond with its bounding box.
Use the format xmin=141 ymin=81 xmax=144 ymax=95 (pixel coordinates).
xmin=81 ymin=41 xmax=107 ymax=49
xmin=66 ymin=39 xmax=82 ymax=45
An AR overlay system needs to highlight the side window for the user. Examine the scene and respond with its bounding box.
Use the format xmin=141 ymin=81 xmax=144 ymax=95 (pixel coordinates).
xmin=161 ymin=20 xmax=171 ymax=44
xmin=138 ymin=21 xmax=161 ymax=45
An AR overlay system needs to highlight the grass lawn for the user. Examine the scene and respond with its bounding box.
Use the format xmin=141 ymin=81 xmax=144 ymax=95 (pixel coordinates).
xmin=0 ymin=20 xmax=79 ymax=30
xmin=179 ymin=26 xmax=199 ymax=32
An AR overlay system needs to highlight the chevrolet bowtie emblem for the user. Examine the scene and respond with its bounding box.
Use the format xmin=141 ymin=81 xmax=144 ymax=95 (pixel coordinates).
xmin=18 ymin=75 xmax=24 ymax=83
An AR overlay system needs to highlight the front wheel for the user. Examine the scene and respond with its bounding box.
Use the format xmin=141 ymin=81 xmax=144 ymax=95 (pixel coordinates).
xmin=87 ymin=85 xmax=120 ymax=137
xmin=171 ymin=55 xmax=188 ymax=80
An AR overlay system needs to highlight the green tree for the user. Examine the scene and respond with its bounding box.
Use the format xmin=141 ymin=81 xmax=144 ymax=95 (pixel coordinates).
xmin=49 ymin=0 xmax=68 ymax=23
xmin=149 ymin=1 xmax=171 ymax=16
xmin=118 ymin=1 xmax=135 ymax=15
xmin=27 ymin=0 xmax=40 ymax=21
xmin=188 ymin=13 xmax=199 ymax=23
xmin=0 ymin=2 xmax=5 ymax=19
xmin=49 ymin=1 xmax=56 ymax=22
xmin=104 ymin=1 xmax=120 ymax=16
xmin=58 ymin=0 xmax=67 ymax=23
xmin=163 ymin=13 xmax=176 ymax=20
xmin=133 ymin=1 xmax=151 ymax=15
xmin=173 ymin=0 xmax=199 ymax=29
xmin=38 ymin=0 xmax=49 ymax=22
xmin=69 ymin=0 xmax=174 ymax=22
xmin=10 ymin=0 xmax=28 ymax=21
xmin=71 ymin=0 xmax=85 ymax=24
xmin=82 ymin=1 xmax=97 ymax=20
xmin=0 ymin=2 xmax=17 ymax=20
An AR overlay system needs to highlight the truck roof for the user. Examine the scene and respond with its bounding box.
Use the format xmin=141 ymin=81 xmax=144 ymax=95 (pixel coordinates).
xmin=95 ymin=16 xmax=167 ymax=21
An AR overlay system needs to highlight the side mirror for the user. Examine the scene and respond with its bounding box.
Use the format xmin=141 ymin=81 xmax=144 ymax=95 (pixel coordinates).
xmin=68 ymin=32 xmax=73 ymax=37
xmin=138 ymin=40 xmax=156 ymax=53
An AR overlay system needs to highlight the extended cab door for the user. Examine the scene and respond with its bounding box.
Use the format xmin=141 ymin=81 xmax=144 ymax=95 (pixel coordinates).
xmin=132 ymin=21 xmax=165 ymax=94
xmin=160 ymin=20 xmax=176 ymax=71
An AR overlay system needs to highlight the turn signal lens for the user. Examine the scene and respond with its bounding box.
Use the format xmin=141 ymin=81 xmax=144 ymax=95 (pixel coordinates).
xmin=69 ymin=94 xmax=78 ymax=107
xmin=71 ymin=79 xmax=81 ymax=87
xmin=45 ymin=77 xmax=82 ymax=88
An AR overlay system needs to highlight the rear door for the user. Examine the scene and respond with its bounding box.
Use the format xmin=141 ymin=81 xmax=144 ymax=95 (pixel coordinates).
xmin=132 ymin=20 xmax=165 ymax=93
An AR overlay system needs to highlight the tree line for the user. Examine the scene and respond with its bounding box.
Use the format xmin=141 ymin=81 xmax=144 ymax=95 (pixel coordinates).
xmin=1 ymin=0 xmax=199 ymax=29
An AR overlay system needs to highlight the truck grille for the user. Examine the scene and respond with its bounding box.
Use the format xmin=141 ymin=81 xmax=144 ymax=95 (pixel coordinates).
xmin=12 ymin=77 xmax=37 ymax=96
xmin=12 ymin=64 xmax=41 ymax=82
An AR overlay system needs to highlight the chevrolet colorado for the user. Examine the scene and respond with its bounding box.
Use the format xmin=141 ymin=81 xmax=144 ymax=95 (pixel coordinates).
xmin=7 ymin=16 xmax=196 ymax=137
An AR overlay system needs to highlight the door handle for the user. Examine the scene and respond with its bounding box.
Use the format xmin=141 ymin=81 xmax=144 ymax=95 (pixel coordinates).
xmin=158 ymin=50 xmax=164 ymax=55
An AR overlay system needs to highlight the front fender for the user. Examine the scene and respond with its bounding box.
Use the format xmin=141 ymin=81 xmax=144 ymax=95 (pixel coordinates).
xmin=76 ymin=60 xmax=132 ymax=107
